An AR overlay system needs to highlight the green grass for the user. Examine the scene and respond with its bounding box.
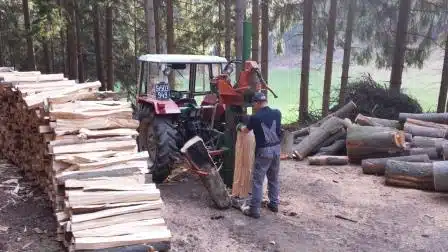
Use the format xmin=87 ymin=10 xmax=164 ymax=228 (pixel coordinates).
xmin=267 ymin=62 xmax=443 ymax=124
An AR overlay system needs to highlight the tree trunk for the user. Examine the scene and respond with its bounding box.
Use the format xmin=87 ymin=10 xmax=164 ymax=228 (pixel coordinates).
xmin=216 ymin=1 xmax=223 ymax=56
xmin=293 ymin=117 xmax=345 ymax=160
xmin=404 ymin=123 xmax=447 ymax=139
xmin=105 ymin=4 xmax=114 ymax=90
xmin=389 ymin=0 xmax=411 ymax=95
xmin=355 ymin=114 xmax=401 ymax=129
xmin=311 ymin=128 xmax=346 ymax=154
xmin=42 ymin=41 xmax=52 ymax=74
xmin=316 ymin=139 xmax=346 ymax=156
xmin=93 ymin=2 xmax=105 ymax=89
xmin=166 ymin=0 xmax=174 ymax=54
xmin=154 ymin=0 xmax=161 ymax=53
xmin=299 ymin=0 xmax=313 ymax=122
xmin=224 ymin=0 xmax=231 ymax=60
xmin=346 ymin=126 xmax=406 ymax=163
xmin=322 ymin=0 xmax=337 ymax=116
xmin=260 ymin=0 xmax=269 ymax=81
xmin=235 ymin=0 xmax=245 ymax=76
xmin=437 ymin=34 xmax=448 ymax=112
xmin=411 ymin=136 xmax=448 ymax=150
xmin=66 ymin=0 xmax=78 ymax=80
xmin=432 ymin=161 xmax=448 ymax=192
xmin=399 ymin=112 xmax=448 ymax=124
xmin=362 ymin=154 xmax=430 ymax=175
xmin=75 ymin=4 xmax=85 ymax=83
xmin=144 ymin=0 xmax=157 ymax=53
xmin=22 ymin=0 xmax=36 ymax=71
xmin=405 ymin=118 xmax=448 ymax=130
xmin=407 ymin=147 xmax=440 ymax=160
xmin=339 ymin=0 xmax=356 ymax=106
xmin=385 ymin=160 xmax=434 ymax=190
xmin=442 ymin=143 xmax=448 ymax=160
xmin=251 ymin=0 xmax=259 ymax=62
xmin=181 ymin=137 xmax=231 ymax=209
xmin=308 ymin=156 xmax=348 ymax=166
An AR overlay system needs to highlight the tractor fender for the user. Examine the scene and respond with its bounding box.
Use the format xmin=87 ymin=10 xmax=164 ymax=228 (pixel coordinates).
xmin=137 ymin=97 xmax=181 ymax=116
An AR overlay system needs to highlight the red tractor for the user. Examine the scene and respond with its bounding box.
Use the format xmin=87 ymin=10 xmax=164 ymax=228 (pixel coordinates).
xmin=134 ymin=54 xmax=276 ymax=183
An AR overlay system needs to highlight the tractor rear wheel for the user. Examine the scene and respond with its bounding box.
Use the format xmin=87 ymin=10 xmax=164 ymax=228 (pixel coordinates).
xmin=138 ymin=116 xmax=180 ymax=183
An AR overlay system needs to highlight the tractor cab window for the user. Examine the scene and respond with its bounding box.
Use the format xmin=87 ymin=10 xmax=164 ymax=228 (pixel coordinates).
xmin=195 ymin=64 xmax=222 ymax=92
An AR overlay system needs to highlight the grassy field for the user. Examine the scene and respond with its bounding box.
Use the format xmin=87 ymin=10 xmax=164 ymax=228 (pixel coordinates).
xmin=268 ymin=62 xmax=443 ymax=123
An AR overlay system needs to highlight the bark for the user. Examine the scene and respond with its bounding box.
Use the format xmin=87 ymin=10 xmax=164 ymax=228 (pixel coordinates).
xmin=399 ymin=113 xmax=448 ymax=124
xmin=411 ymin=136 xmax=448 ymax=150
xmin=251 ymin=0 xmax=259 ymax=62
xmin=405 ymin=118 xmax=448 ymax=130
xmin=224 ymin=0 xmax=231 ymax=60
xmin=154 ymin=0 xmax=161 ymax=53
xmin=216 ymin=1 xmax=223 ymax=56
xmin=75 ymin=4 xmax=85 ymax=83
xmin=293 ymin=117 xmax=345 ymax=160
xmin=232 ymin=131 xmax=255 ymax=197
xmin=407 ymin=147 xmax=440 ymax=160
xmin=404 ymin=133 xmax=412 ymax=142
xmin=404 ymin=123 xmax=447 ymax=139
xmin=308 ymin=156 xmax=348 ymax=166
xmin=144 ymin=0 xmax=157 ymax=53
xmin=322 ymin=0 xmax=337 ymax=116
xmin=346 ymin=126 xmax=406 ymax=163
xmin=260 ymin=0 xmax=269 ymax=81
xmin=182 ymin=137 xmax=231 ymax=209
xmin=311 ymin=128 xmax=346 ymax=154
xmin=235 ymin=0 xmax=245 ymax=76
xmin=437 ymin=34 xmax=448 ymax=112
xmin=385 ymin=160 xmax=434 ymax=191
xmin=299 ymin=0 xmax=313 ymax=122
xmin=432 ymin=161 xmax=448 ymax=192
xmin=93 ymin=2 xmax=105 ymax=89
xmin=166 ymin=0 xmax=174 ymax=54
xmin=66 ymin=0 xmax=78 ymax=80
xmin=280 ymin=130 xmax=294 ymax=155
xmin=316 ymin=139 xmax=346 ymax=156
xmin=362 ymin=154 xmax=430 ymax=175
xmin=389 ymin=0 xmax=411 ymax=95
xmin=42 ymin=41 xmax=52 ymax=74
xmin=339 ymin=0 xmax=356 ymax=106
xmin=355 ymin=114 xmax=401 ymax=129
xmin=442 ymin=143 xmax=448 ymax=160
xmin=22 ymin=0 xmax=36 ymax=71
xmin=105 ymin=4 xmax=114 ymax=91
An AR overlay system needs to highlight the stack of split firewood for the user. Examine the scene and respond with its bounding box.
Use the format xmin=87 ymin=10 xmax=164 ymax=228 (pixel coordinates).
xmin=0 ymin=70 xmax=172 ymax=250
xmin=287 ymin=102 xmax=448 ymax=193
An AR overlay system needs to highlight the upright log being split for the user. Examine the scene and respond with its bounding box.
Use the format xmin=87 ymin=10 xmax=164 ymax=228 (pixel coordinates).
xmin=355 ymin=114 xmax=401 ymax=129
xmin=181 ymin=136 xmax=231 ymax=209
xmin=362 ymin=154 xmax=430 ymax=175
xmin=385 ymin=161 xmax=434 ymax=190
xmin=346 ymin=126 xmax=406 ymax=163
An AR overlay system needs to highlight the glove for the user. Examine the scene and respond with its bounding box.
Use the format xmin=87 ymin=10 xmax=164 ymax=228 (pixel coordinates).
xmin=236 ymin=122 xmax=246 ymax=131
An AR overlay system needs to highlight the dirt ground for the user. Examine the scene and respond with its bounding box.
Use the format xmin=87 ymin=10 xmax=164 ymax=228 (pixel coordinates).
xmin=1 ymin=158 xmax=448 ymax=252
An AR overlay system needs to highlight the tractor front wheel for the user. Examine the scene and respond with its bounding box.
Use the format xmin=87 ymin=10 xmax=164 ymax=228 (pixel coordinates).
xmin=138 ymin=116 xmax=180 ymax=183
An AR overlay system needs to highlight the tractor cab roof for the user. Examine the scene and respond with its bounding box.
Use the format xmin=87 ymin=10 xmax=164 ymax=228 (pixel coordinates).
xmin=138 ymin=54 xmax=228 ymax=64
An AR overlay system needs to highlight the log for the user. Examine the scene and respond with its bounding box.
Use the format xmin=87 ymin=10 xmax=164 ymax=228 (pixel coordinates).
xmin=355 ymin=114 xmax=401 ymax=129
xmin=293 ymin=117 xmax=346 ymax=160
xmin=432 ymin=161 xmax=448 ymax=192
xmin=404 ymin=133 xmax=413 ymax=142
xmin=308 ymin=156 xmax=349 ymax=166
xmin=361 ymin=154 xmax=431 ymax=175
xmin=294 ymin=136 xmax=306 ymax=145
xmin=443 ymin=144 xmax=448 ymax=160
xmin=181 ymin=136 xmax=231 ymax=209
xmin=346 ymin=126 xmax=406 ymax=163
xmin=232 ymin=131 xmax=255 ymax=197
xmin=411 ymin=136 xmax=448 ymax=150
xmin=407 ymin=147 xmax=440 ymax=160
xmin=406 ymin=118 xmax=448 ymax=130
xmin=316 ymin=139 xmax=346 ymax=156
xmin=385 ymin=160 xmax=434 ymax=190
xmin=399 ymin=113 xmax=448 ymax=124
xmin=280 ymin=130 xmax=294 ymax=155
xmin=404 ymin=123 xmax=447 ymax=138
xmin=312 ymin=128 xmax=346 ymax=152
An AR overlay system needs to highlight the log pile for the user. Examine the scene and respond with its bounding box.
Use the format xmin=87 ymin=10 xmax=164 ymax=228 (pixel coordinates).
xmin=0 ymin=71 xmax=172 ymax=250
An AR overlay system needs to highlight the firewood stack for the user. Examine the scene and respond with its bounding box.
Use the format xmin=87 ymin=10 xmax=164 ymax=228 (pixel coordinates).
xmin=0 ymin=70 xmax=172 ymax=250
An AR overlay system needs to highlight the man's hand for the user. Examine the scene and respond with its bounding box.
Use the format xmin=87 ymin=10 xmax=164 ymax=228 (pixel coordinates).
xmin=236 ymin=123 xmax=250 ymax=133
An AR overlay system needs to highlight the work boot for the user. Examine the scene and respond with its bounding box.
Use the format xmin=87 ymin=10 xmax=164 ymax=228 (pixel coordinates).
xmin=241 ymin=201 xmax=260 ymax=219
xmin=267 ymin=202 xmax=278 ymax=213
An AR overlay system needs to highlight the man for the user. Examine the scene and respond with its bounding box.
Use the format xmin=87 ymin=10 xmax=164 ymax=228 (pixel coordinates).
xmin=237 ymin=92 xmax=282 ymax=219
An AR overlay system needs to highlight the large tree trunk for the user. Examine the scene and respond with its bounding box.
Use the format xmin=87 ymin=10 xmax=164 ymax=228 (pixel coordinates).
xmin=362 ymin=154 xmax=430 ymax=175
xmin=235 ymin=0 xmax=245 ymax=76
xmin=338 ymin=0 xmax=356 ymax=106
xmin=316 ymin=139 xmax=346 ymax=156
xmin=293 ymin=117 xmax=345 ymax=160
xmin=42 ymin=40 xmax=52 ymax=73
xmin=66 ymin=0 xmax=78 ymax=80
xmin=22 ymin=0 xmax=36 ymax=71
xmin=389 ymin=0 xmax=411 ymax=95
xmin=346 ymin=126 xmax=406 ymax=163
xmin=93 ymin=2 xmax=105 ymax=89
xmin=355 ymin=114 xmax=401 ymax=129
xmin=385 ymin=161 xmax=434 ymax=190
xmin=166 ymin=0 xmax=174 ymax=55
xmin=399 ymin=113 xmax=448 ymax=124
xmin=216 ymin=1 xmax=223 ymax=56
xmin=251 ymin=0 xmax=259 ymax=62
xmin=260 ymin=0 xmax=269 ymax=81
xmin=311 ymin=128 xmax=346 ymax=154
xmin=154 ymin=0 xmax=161 ymax=53
xmin=299 ymin=0 xmax=313 ymax=122
xmin=322 ymin=0 xmax=337 ymax=116
xmin=105 ymin=4 xmax=114 ymax=90
xmin=404 ymin=123 xmax=447 ymax=138
xmin=75 ymin=4 xmax=85 ymax=83
xmin=144 ymin=0 xmax=157 ymax=53
xmin=437 ymin=34 xmax=448 ymax=112
xmin=224 ymin=0 xmax=231 ymax=60
xmin=432 ymin=161 xmax=448 ymax=192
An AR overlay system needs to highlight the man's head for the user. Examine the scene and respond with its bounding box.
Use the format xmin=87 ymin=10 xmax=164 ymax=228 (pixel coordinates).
xmin=252 ymin=92 xmax=267 ymax=110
